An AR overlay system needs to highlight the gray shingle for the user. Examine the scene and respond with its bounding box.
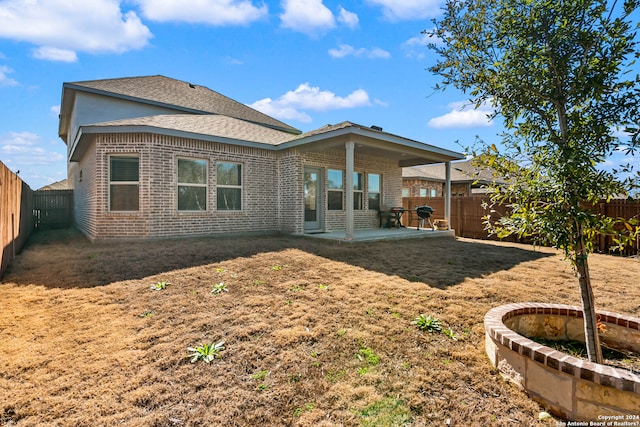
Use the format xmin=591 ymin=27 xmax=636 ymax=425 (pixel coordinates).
xmin=68 ymin=75 xmax=300 ymax=134
xmin=88 ymin=114 xmax=296 ymax=145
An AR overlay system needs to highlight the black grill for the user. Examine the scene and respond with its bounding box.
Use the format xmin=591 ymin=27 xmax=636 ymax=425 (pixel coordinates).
xmin=415 ymin=206 xmax=434 ymax=230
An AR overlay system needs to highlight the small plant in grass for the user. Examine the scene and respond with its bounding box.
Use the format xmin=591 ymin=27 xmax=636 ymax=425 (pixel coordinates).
xmin=257 ymin=383 xmax=269 ymax=392
xmin=318 ymin=283 xmax=329 ymax=290
xmin=443 ymin=327 xmax=458 ymax=341
xmin=211 ymin=282 xmax=228 ymax=295
xmin=253 ymin=279 xmax=265 ymax=286
xmin=139 ymin=310 xmax=154 ymax=318
xmin=359 ymin=397 xmax=412 ymax=426
xmin=289 ymin=373 xmax=302 ymax=383
xmin=251 ymin=370 xmax=269 ymax=381
xmin=356 ymin=346 xmax=380 ymax=366
xmin=289 ymin=284 xmax=305 ymax=292
xmin=337 ymin=328 xmax=347 ymax=337
xmin=150 ymin=280 xmax=170 ymax=291
xmin=293 ymin=403 xmax=315 ymax=417
xmin=358 ymin=366 xmax=370 ymax=376
xmin=326 ymin=369 xmax=345 ymax=383
xmin=187 ymin=341 xmax=225 ymax=363
xmin=271 ymin=265 xmax=283 ymax=271
xmin=413 ymin=314 xmax=442 ymax=333
xmin=214 ymin=267 xmax=227 ymax=273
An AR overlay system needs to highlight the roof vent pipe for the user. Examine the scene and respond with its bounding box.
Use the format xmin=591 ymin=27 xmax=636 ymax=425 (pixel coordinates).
xmin=371 ymin=125 xmax=383 ymax=131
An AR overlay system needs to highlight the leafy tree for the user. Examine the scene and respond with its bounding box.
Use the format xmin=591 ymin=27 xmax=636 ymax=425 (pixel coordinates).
xmin=427 ymin=0 xmax=639 ymax=363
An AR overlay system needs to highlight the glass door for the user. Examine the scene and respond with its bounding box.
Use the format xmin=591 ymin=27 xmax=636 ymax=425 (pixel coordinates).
xmin=304 ymin=167 xmax=322 ymax=231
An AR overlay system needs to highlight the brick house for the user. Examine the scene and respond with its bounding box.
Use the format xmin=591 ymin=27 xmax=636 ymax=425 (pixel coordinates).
xmin=402 ymin=159 xmax=506 ymax=198
xmin=58 ymin=75 xmax=464 ymax=240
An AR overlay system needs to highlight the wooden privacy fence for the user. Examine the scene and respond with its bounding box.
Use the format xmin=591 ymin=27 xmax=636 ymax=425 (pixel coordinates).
xmin=33 ymin=190 xmax=73 ymax=230
xmin=1 ymin=161 xmax=34 ymax=278
xmin=403 ymin=196 xmax=640 ymax=256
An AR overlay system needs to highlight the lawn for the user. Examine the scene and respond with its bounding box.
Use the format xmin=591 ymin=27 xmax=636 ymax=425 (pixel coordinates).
xmin=1 ymin=229 xmax=638 ymax=426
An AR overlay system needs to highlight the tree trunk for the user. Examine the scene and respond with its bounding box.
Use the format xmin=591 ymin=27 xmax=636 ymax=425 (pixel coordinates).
xmin=575 ymin=237 xmax=603 ymax=364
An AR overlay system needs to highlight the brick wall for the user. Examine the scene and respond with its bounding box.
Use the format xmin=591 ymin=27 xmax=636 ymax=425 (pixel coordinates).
xmin=73 ymin=133 xmax=406 ymax=239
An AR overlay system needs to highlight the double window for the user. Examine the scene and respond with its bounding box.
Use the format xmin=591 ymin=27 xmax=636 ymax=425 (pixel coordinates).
xmin=178 ymin=158 xmax=207 ymax=211
xmin=109 ymin=156 xmax=139 ymax=211
xmin=217 ymin=162 xmax=242 ymax=210
xmin=328 ymin=170 xmax=381 ymax=211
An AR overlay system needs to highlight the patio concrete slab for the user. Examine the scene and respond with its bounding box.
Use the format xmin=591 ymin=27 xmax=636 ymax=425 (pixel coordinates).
xmin=303 ymin=227 xmax=455 ymax=242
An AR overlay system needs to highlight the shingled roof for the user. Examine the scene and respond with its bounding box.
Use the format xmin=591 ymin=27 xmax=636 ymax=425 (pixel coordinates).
xmin=64 ymin=75 xmax=300 ymax=134
xmin=85 ymin=114 xmax=295 ymax=146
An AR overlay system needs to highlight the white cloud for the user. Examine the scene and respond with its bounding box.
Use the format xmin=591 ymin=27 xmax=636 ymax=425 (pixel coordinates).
xmin=0 ymin=0 xmax=152 ymax=60
xmin=402 ymin=31 xmax=442 ymax=59
xmin=0 ymin=65 xmax=18 ymax=86
xmin=366 ymin=0 xmax=441 ymax=21
xmin=0 ymin=131 xmax=65 ymax=165
xmin=428 ymin=101 xmax=495 ymax=129
xmin=33 ymin=46 xmax=78 ymax=62
xmin=133 ymin=0 xmax=268 ymax=25
xmin=250 ymin=83 xmax=371 ymax=122
xmin=280 ymin=0 xmax=335 ymax=35
xmin=328 ymin=44 xmax=390 ymax=59
xmin=337 ymin=6 xmax=359 ymax=29
xmin=51 ymin=105 xmax=61 ymax=115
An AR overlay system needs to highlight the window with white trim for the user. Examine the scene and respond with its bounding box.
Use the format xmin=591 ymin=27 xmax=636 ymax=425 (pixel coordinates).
xmin=217 ymin=161 xmax=242 ymax=210
xmin=109 ymin=155 xmax=139 ymax=211
xmin=327 ymin=169 xmax=343 ymax=210
xmin=178 ymin=158 xmax=207 ymax=211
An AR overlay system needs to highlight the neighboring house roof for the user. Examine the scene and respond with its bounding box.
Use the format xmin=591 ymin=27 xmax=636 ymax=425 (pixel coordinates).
xmin=59 ymin=75 xmax=300 ymax=135
xmin=403 ymin=159 xmax=507 ymax=184
xmin=38 ymin=179 xmax=69 ymax=190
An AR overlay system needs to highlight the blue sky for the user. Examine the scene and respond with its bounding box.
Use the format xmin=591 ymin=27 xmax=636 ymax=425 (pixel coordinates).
xmin=0 ymin=0 xmax=636 ymax=190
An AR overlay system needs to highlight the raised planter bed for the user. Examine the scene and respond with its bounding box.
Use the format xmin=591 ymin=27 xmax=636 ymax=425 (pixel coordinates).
xmin=484 ymin=303 xmax=640 ymax=421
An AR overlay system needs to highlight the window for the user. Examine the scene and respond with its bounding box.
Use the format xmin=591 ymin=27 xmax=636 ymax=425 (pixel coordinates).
xmin=327 ymin=169 xmax=343 ymax=210
xmin=178 ymin=158 xmax=207 ymax=211
xmin=354 ymin=172 xmax=363 ymax=210
xmin=109 ymin=156 xmax=139 ymax=211
xmin=402 ymin=188 xmax=410 ymax=197
xmin=217 ymin=162 xmax=242 ymax=210
xmin=430 ymin=188 xmax=437 ymax=197
xmin=368 ymin=173 xmax=381 ymax=210
xmin=420 ymin=188 xmax=427 ymax=197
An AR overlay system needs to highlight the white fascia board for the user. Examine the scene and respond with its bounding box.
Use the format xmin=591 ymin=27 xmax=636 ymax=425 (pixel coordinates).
xmin=279 ymin=126 xmax=465 ymax=161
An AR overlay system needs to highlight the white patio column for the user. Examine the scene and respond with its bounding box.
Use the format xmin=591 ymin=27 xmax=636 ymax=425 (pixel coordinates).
xmin=445 ymin=161 xmax=451 ymax=227
xmin=345 ymin=141 xmax=355 ymax=240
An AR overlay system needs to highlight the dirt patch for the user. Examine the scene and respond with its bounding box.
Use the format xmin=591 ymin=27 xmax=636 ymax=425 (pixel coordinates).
xmin=1 ymin=229 xmax=638 ymax=426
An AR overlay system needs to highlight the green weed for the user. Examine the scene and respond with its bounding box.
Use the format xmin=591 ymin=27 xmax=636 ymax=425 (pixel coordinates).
xmin=359 ymin=397 xmax=412 ymax=426
xmin=211 ymin=282 xmax=228 ymax=294
xmin=187 ymin=341 xmax=225 ymax=363
xmin=150 ymin=280 xmax=170 ymax=291
xmin=413 ymin=314 xmax=442 ymax=333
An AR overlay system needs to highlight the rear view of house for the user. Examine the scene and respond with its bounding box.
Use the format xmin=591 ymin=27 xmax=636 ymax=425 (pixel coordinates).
xmin=58 ymin=75 xmax=464 ymax=240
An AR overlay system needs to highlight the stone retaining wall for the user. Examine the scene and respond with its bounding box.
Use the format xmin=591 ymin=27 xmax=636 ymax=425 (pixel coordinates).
xmin=484 ymin=303 xmax=640 ymax=421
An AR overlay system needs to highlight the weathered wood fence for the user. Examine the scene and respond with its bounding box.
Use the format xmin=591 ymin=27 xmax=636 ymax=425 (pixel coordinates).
xmin=1 ymin=161 xmax=34 ymax=278
xmin=404 ymin=196 xmax=640 ymax=256
xmin=33 ymin=190 xmax=74 ymax=230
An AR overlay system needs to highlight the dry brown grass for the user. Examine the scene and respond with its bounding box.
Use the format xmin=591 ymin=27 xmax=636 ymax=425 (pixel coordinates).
xmin=1 ymin=229 xmax=638 ymax=426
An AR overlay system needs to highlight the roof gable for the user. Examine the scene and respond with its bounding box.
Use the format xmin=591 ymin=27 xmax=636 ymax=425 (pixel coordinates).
xmin=63 ymin=75 xmax=300 ymax=134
